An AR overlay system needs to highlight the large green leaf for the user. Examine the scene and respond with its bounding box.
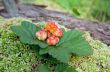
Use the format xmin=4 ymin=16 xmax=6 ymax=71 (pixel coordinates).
xmin=55 ymin=63 xmax=77 ymax=72
xmin=40 ymin=46 xmax=72 ymax=63
xmin=38 ymin=63 xmax=77 ymax=72
xmin=11 ymin=21 xmax=48 ymax=48
xmin=38 ymin=64 xmax=50 ymax=72
xmin=40 ymin=30 xmax=93 ymax=63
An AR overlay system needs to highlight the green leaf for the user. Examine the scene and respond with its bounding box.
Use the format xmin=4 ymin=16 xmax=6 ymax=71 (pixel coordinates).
xmin=54 ymin=0 xmax=80 ymax=10
xmin=107 ymin=6 xmax=110 ymax=17
xmin=57 ymin=30 xmax=83 ymax=46
xmin=40 ymin=46 xmax=71 ymax=63
xmin=54 ymin=0 xmax=70 ymax=10
xmin=11 ymin=21 xmax=48 ymax=48
xmin=40 ymin=30 xmax=93 ymax=63
xmin=38 ymin=64 xmax=77 ymax=72
xmin=55 ymin=63 xmax=77 ymax=72
xmin=38 ymin=64 xmax=50 ymax=72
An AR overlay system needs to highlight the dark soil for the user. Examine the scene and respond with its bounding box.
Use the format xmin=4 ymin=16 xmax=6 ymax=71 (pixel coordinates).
xmin=0 ymin=3 xmax=110 ymax=45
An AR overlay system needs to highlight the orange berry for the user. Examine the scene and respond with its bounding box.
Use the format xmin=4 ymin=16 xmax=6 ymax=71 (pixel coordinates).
xmin=53 ymin=29 xmax=63 ymax=37
xmin=44 ymin=21 xmax=59 ymax=33
xmin=47 ymin=35 xmax=59 ymax=45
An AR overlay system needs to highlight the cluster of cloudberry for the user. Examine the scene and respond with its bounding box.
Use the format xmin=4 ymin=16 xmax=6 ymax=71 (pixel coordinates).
xmin=36 ymin=21 xmax=63 ymax=45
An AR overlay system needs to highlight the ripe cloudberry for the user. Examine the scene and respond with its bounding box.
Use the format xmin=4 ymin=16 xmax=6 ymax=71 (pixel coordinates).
xmin=44 ymin=21 xmax=58 ymax=33
xmin=36 ymin=30 xmax=47 ymax=41
xmin=47 ymin=35 xmax=59 ymax=45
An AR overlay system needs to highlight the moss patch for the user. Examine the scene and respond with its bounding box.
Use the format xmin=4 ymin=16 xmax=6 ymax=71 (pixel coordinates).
xmin=0 ymin=18 xmax=38 ymax=72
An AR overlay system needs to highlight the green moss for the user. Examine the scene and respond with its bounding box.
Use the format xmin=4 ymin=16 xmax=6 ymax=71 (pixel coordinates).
xmin=0 ymin=18 xmax=37 ymax=72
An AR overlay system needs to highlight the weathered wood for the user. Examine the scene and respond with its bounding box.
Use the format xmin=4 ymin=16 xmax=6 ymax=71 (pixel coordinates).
xmin=0 ymin=3 xmax=110 ymax=45
xmin=3 ymin=0 xmax=19 ymax=17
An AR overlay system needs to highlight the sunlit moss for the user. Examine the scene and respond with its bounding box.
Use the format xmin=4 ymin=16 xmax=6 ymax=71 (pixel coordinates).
xmin=69 ymin=32 xmax=110 ymax=72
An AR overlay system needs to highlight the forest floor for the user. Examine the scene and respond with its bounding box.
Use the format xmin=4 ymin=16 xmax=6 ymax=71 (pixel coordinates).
xmin=0 ymin=3 xmax=110 ymax=45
